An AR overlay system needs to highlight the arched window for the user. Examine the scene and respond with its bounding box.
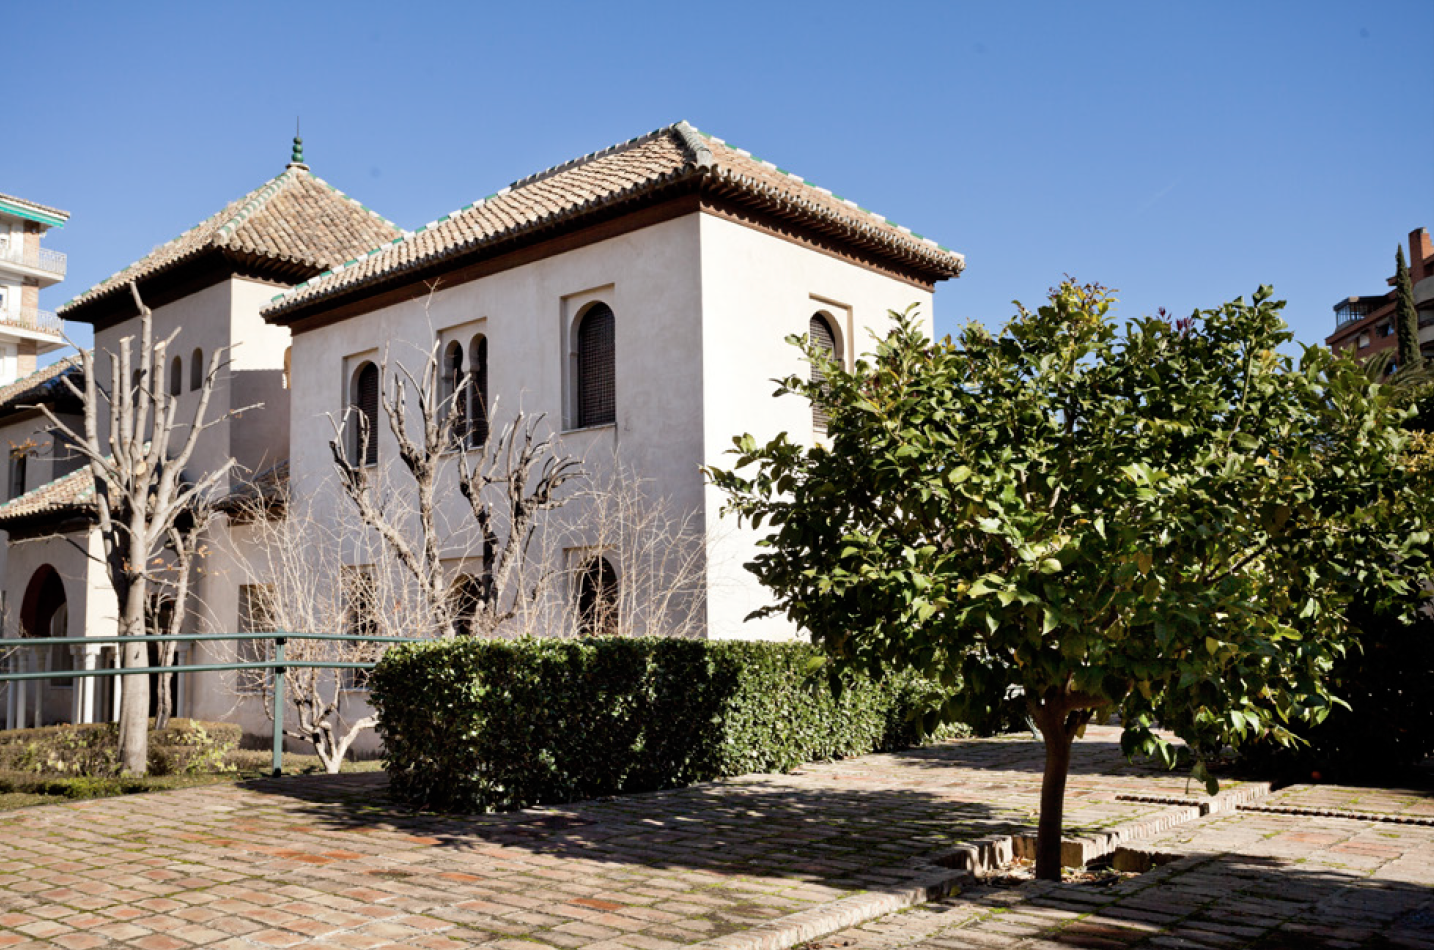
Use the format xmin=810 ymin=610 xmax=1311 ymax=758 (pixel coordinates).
xmin=442 ymin=341 xmax=467 ymax=442
xmin=469 ymin=334 xmax=489 ymax=448
xmin=576 ymin=303 xmax=615 ymax=428
xmin=169 ymin=356 xmax=182 ymax=397
xmin=576 ymin=556 xmax=618 ymax=637
xmin=350 ymin=361 xmax=379 ymax=466
xmin=190 ymin=348 xmax=204 ymax=391
xmin=809 ymin=313 xmax=838 ymax=433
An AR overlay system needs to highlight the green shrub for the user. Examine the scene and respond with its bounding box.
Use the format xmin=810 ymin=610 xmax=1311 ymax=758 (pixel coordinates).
xmin=0 ymin=720 xmax=241 ymax=777
xmin=369 ymin=636 xmax=961 ymax=813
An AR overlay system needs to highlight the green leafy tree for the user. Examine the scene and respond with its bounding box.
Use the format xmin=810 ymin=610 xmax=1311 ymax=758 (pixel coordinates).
xmin=1395 ymin=245 xmax=1424 ymax=372
xmin=709 ymin=282 xmax=1432 ymax=881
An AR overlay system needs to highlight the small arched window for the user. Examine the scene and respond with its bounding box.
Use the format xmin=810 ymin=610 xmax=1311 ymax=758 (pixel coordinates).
xmin=469 ymin=334 xmax=489 ymax=448
xmin=443 ymin=341 xmax=467 ymax=442
xmin=350 ymin=361 xmax=379 ymax=466
xmin=809 ymin=314 xmax=838 ymax=433
xmin=190 ymin=348 xmax=204 ymax=391
xmin=576 ymin=303 xmax=615 ymax=428
xmin=576 ymin=556 xmax=619 ymax=637
xmin=169 ymin=356 xmax=182 ymax=397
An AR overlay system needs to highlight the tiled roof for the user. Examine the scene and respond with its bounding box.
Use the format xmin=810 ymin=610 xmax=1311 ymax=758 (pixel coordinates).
xmin=0 ymin=357 xmax=81 ymax=416
xmin=60 ymin=166 xmax=403 ymax=316
xmin=264 ymin=122 xmax=965 ymax=321
xmin=0 ymin=192 xmax=70 ymax=225
xmin=0 ymin=464 xmax=94 ymax=524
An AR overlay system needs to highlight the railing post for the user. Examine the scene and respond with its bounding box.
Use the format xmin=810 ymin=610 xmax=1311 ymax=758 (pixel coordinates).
xmin=271 ymin=636 xmax=287 ymax=778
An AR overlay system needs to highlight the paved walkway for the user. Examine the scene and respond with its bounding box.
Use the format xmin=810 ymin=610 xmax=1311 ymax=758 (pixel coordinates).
xmin=0 ymin=729 xmax=1428 ymax=949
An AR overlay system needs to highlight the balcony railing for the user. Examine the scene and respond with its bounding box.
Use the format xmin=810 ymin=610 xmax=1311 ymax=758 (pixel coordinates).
xmin=0 ymin=243 xmax=66 ymax=279
xmin=0 ymin=306 xmax=64 ymax=337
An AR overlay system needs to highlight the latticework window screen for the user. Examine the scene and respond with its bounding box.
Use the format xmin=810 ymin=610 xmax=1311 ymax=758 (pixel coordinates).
xmin=809 ymin=314 xmax=837 ymax=433
xmin=470 ymin=335 xmax=490 ymax=447
xmin=354 ymin=362 xmax=379 ymax=466
xmin=577 ymin=304 xmax=616 ymax=428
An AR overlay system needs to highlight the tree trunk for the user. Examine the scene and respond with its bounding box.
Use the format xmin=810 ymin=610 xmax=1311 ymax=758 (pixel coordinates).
xmin=1033 ymin=703 xmax=1074 ymax=882
xmin=117 ymin=582 xmax=150 ymax=775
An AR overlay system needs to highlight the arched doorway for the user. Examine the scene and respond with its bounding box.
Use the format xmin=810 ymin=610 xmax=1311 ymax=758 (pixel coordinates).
xmin=17 ymin=565 xmax=70 ymax=725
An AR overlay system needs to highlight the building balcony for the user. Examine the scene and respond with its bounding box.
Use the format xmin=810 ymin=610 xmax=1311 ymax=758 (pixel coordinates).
xmin=0 ymin=306 xmax=64 ymax=338
xmin=0 ymin=243 xmax=66 ymax=280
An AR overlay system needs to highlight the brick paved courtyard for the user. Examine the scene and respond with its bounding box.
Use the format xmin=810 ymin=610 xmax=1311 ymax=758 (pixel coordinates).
xmin=0 ymin=728 xmax=1429 ymax=949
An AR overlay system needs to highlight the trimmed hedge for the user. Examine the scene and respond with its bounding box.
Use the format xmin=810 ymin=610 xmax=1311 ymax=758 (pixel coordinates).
xmin=0 ymin=719 xmax=240 ymax=777
xmin=369 ymin=637 xmax=955 ymax=812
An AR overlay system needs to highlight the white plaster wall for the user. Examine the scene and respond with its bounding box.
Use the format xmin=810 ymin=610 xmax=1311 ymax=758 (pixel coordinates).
xmin=287 ymin=215 xmax=707 ymax=636
xmin=697 ymin=214 xmax=936 ymax=641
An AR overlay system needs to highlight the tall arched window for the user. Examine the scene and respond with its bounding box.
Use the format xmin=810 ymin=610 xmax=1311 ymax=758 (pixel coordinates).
xmin=809 ymin=313 xmax=838 ymax=433
xmin=190 ymin=348 xmax=204 ymax=391
xmin=443 ymin=341 xmax=467 ymax=442
xmin=469 ymin=334 xmax=489 ymax=448
xmin=576 ymin=303 xmax=615 ymax=428
xmin=576 ymin=556 xmax=619 ymax=637
xmin=169 ymin=356 xmax=182 ymax=397
xmin=350 ymin=361 xmax=379 ymax=466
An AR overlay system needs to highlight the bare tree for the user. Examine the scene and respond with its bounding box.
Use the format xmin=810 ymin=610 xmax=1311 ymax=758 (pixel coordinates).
xmin=225 ymin=489 xmax=414 ymax=772
xmin=327 ymin=340 xmax=582 ymax=638
xmin=37 ymin=282 xmax=252 ymax=774
xmin=150 ymin=492 xmax=222 ymax=729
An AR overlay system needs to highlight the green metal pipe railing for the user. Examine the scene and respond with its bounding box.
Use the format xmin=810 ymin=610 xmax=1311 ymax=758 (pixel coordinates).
xmin=0 ymin=632 xmax=419 ymax=777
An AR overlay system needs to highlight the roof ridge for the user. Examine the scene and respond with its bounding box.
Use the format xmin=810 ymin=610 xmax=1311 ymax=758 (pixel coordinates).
xmin=211 ymin=168 xmax=296 ymax=246
xmin=507 ymin=122 xmax=691 ymax=192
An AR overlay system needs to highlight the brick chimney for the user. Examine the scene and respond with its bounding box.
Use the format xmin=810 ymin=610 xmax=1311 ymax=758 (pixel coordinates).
xmin=1411 ymin=228 xmax=1432 ymax=283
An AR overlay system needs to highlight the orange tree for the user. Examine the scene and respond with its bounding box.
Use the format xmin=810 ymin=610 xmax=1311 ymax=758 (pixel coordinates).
xmin=708 ymin=282 xmax=1432 ymax=881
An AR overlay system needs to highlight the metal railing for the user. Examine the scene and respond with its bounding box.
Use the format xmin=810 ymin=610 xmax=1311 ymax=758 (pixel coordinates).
xmin=0 ymin=244 xmax=66 ymax=278
xmin=0 ymin=632 xmax=418 ymax=777
xmin=0 ymin=306 xmax=64 ymax=336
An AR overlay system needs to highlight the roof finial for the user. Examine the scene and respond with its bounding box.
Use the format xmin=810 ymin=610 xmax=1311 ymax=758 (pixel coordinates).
xmin=289 ymin=117 xmax=306 ymax=169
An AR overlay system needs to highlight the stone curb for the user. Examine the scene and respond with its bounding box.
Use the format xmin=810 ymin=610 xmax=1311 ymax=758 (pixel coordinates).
xmin=1235 ymin=803 xmax=1434 ymax=827
xmin=686 ymin=866 xmax=970 ymax=950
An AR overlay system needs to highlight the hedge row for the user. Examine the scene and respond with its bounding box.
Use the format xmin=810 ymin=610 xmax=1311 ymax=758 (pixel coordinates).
xmin=0 ymin=719 xmax=240 ymax=777
xmin=369 ymin=637 xmax=954 ymax=813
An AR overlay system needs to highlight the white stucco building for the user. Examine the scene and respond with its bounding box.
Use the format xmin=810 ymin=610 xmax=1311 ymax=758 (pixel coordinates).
xmin=0 ymin=123 xmax=964 ymax=742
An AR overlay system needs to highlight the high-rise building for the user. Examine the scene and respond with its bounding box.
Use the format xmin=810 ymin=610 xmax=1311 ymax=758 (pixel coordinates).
xmin=0 ymin=193 xmax=68 ymax=385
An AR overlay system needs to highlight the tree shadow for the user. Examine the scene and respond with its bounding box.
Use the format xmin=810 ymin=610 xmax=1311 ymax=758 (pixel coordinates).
xmin=236 ymin=769 xmax=1019 ymax=891
xmin=908 ymin=849 xmax=1434 ymax=948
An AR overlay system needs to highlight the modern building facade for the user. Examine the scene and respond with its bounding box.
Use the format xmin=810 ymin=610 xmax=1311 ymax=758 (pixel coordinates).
xmin=1325 ymin=228 xmax=1434 ymax=366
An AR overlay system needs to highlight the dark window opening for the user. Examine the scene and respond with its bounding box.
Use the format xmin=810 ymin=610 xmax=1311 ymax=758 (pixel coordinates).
xmin=576 ymin=556 xmax=619 ymax=637
xmin=809 ymin=314 xmax=838 ymax=433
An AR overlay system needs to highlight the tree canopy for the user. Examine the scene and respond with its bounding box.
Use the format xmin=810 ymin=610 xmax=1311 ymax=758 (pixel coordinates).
xmin=709 ymin=281 xmax=1433 ymax=879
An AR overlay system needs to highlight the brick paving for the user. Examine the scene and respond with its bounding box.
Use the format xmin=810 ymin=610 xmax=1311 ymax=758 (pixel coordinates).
xmin=0 ymin=728 xmax=1427 ymax=949
xmin=809 ymin=783 xmax=1434 ymax=949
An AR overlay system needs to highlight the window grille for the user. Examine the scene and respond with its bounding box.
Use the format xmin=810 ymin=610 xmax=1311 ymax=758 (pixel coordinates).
xmin=470 ymin=335 xmax=490 ymax=448
xmin=577 ymin=304 xmax=615 ymax=428
xmin=809 ymin=314 xmax=837 ymax=433
xmin=352 ymin=362 xmax=379 ymax=466
xmin=236 ymin=584 xmax=276 ymax=694
xmin=342 ymin=568 xmax=378 ymax=689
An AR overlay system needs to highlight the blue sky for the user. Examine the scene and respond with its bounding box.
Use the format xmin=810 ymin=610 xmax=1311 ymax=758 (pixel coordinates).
xmin=6 ymin=1 xmax=1430 ymax=358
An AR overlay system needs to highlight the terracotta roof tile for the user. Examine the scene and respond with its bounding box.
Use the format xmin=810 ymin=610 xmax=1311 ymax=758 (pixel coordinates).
xmin=60 ymin=167 xmax=403 ymax=317
xmin=264 ymin=122 xmax=964 ymax=320
xmin=0 ymin=357 xmax=81 ymax=416
xmin=0 ymin=463 xmax=94 ymax=524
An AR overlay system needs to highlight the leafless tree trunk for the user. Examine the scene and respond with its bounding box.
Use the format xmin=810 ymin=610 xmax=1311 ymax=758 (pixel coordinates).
xmin=327 ymin=340 xmax=582 ymax=638
xmin=153 ymin=500 xmax=219 ymax=729
xmin=38 ymin=282 xmax=252 ymax=774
